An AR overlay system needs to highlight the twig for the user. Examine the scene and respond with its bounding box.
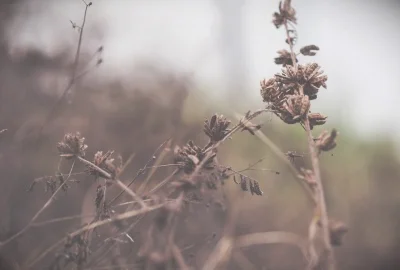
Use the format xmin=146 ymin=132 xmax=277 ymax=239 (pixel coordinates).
xmin=35 ymin=1 xmax=91 ymax=142
xmin=172 ymin=244 xmax=191 ymax=270
xmin=108 ymin=140 xmax=170 ymax=206
xmin=26 ymin=203 xmax=165 ymax=269
xmin=235 ymin=231 xmax=307 ymax=250
xmin=234 ymin=113 xmax=316 ymax=205
xmin=0 ymin=160 xmax=75 ymax=248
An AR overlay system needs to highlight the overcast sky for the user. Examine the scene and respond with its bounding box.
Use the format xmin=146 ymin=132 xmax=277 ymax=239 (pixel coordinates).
xmin=4 ymin=0 xmax=400 ymax=141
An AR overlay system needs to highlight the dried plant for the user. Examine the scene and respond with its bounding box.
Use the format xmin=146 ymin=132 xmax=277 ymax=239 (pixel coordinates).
xmin=0 ymin=1 xmax=349 ymax=270
xmin=259 ymin=0 xmax=346 ymax=269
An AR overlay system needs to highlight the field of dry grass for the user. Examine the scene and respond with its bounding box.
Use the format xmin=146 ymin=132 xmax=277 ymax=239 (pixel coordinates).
xmin=1 ymin=1 xmax=400 ymax=270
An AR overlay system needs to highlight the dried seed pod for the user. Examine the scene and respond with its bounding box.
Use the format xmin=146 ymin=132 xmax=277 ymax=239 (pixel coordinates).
xmin=249 ymin=180 xmax=263 ymax=196
xmin=240 ymin=176 xmax=248 ymax=191
xmin=308 ymin=113 xmax=328 ymax=129
xmin=57 ymin=132 xmax=88 ymax=159
xmin=318 ymin=219 xmax=348 ymax=246
xmin=300 ymin=45 xmax=320 ymax=56
xmin=86 ymin=151 xmax=119 ymax=179
xmin=328 ymin=219 xmax=348 ymax=246
xmin=203 ymin=114 xmax=231 ymax=143
xmin=284 ymin=94 xmax=310 ymax=121
xmin=275 ymin=63 xmax=327 ymax=100
xmin=274 ymin=49 xmax=297 ymax=66
xmin=260 ymin=78 xmax=283 ymax=104
xmin=174 ymin=141 xmax=214 ymax=174
xmin=316 ymin=129 xmax=338 ymax=153
xmin=303 ymin=63 xmax=328 ymax=99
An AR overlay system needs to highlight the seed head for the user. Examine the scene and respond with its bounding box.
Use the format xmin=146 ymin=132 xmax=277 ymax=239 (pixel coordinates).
xmin=87 ymin=151 xmax=119 ymax=179
xmin=57 ymin=132 xmax=88 ymax=159
xmin=203 ymin=114 xmax=231 ymax=143
xmin=174 ymin=141 xmax=214 ymax=174
xmin=273 ymin=0 xmax=297 ymax=28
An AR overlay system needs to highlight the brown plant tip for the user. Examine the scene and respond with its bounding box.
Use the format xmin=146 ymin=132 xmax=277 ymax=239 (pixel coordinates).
xmin=87 ymin=151 xmax=120 ymax=179
xmin=316 ymin=129 xmax=338 ymax=153
xmin=300 ymin=45 xmax=320 ymax=56
xmin=174 ymin=141 xmax=215 ymax=174
xmin=308 ymin=113 xmax=328 ymax=130
xmin=273 ymin=0 xmax=297 ymax=28
xmin=275 ymin=49 xmax=298 ymax=66
xmin=57 ymin=132 xmax=88 ymax=159
xmin=318 ymin=219 xmax=348 ymax=246
xmin=203 ymin=114 xmax=231 ymax=143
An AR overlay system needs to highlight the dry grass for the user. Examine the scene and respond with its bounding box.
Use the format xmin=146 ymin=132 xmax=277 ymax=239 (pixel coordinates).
xmin=0 ymin=1 xmax=351 ymax=269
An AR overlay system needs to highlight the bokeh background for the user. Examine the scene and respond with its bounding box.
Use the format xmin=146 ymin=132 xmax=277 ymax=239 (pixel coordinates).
xmin=1 ymin=0 xmax=400 ymax=269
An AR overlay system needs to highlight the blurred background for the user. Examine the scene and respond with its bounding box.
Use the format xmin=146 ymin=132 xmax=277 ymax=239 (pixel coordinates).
xmin=0 ymin=0 xmax=400 ymax=269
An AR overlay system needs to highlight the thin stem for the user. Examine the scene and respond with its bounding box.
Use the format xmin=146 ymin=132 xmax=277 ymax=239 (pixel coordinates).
xmin=0 ymin=161 xmax=75 ymax=248
xmin=35 ymin=2 xmax=90 ymax=143
xmin=303 ymin=118 xmax=334 ymax=269
xmin=234 ymin=113 xmax=317 ymax=205
xmin=108 ymin=140 xmax=169 ymax=206
xmin=283 ymin=16 xmax=335 ymax=269
xmin=26 ymin=204 xmax=164 ymax=269
xmin=283 ymin=20 xmax=298 ymax=70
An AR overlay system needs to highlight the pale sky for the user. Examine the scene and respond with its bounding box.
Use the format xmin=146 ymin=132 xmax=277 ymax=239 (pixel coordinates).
xmin=4 ymin=0 xmax=400 ymax=141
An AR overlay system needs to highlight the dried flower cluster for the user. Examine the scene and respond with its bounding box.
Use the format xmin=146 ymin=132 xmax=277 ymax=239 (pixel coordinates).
xmin=86 ymin=150 xmax=121 ymax=179
xmin=57 ymin=132 xmax=88 ymax=159
xmin=203 ymin=114 xmax=231 ymax=144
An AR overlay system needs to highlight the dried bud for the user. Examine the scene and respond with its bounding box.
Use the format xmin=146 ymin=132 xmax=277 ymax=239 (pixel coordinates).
xmin=308 ymin=113 xmax=327 ymax=129
xmin=236 ymin=176 xmax=263 ymax=196
xmin=328 ymin=219 xmax=348 ymax=246
xmin=273 ymin=0 xmax=297 ymax=28
xmin=240 ymin=176 xmax=248 ymax=191
xmin=57 ymin=132 xmax=88 ymax=159
xmin=275 ymin=63 xmax=327 ymax=100
xmin=260 ymin=78 xmax=285 ymax=104
xmin=316 ymin=129 xmax=338 ymax=153
xmin=174 ymin=141 xmax=214 ymax=174
xmin=283 ymin=94 xmax=310 ymax=121
xmin=300 ymin=45 xmax=320 ymax=56
xmin=203 ymin=114 xmax=231 ymax=143
xmin=303 ymin=63 xmax=328 ymax=99
xmin=87 ymin=151 xmax=119 ymax=179
xmin=249 ymin=180 xmax=263 ymax=196
xmin=274 ymin=49 xmax=297 ymax=66
xmin=318 ymin=219 xmax=348 ymax=246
